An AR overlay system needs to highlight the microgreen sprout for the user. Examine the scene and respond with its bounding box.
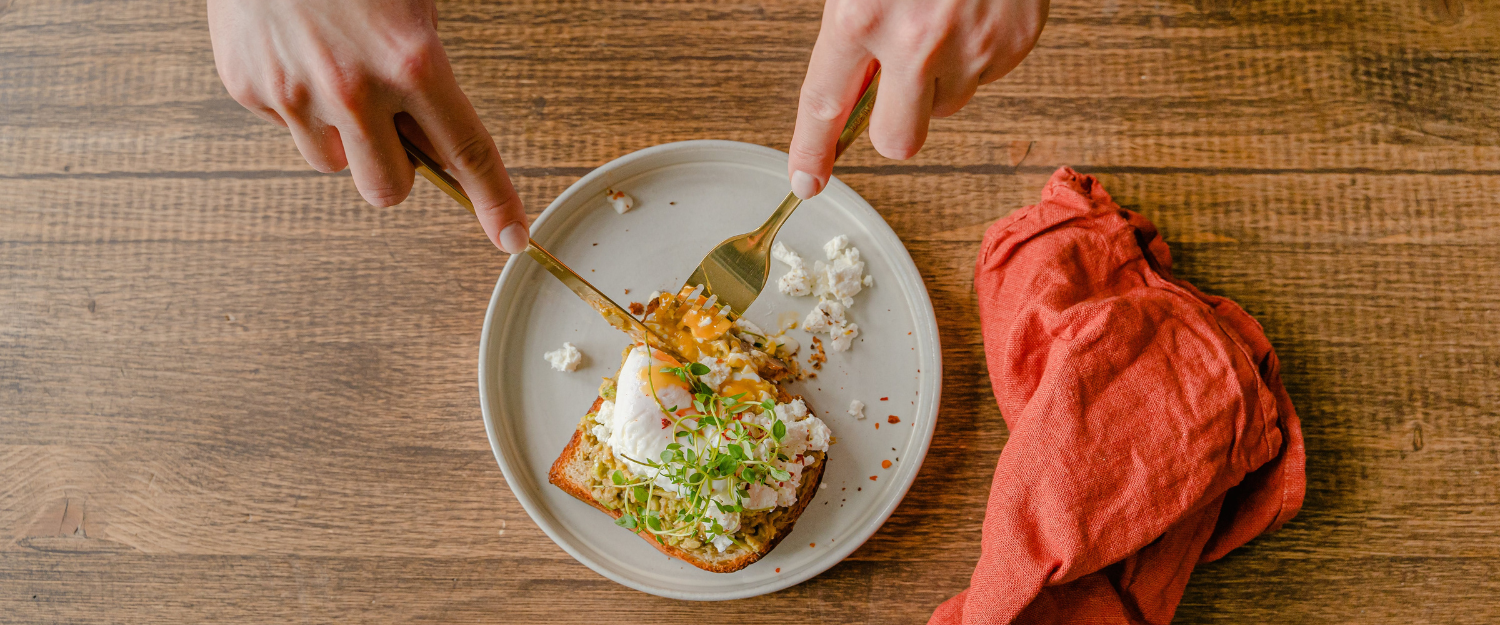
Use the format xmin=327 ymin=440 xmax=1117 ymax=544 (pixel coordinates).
xmin=610 ymin=345 xmax=794 ymax=547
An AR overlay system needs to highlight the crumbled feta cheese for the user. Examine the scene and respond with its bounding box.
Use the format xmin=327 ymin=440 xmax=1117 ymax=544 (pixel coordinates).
xmin=802 ymin=299 xmax=846 ymax=333
xmin=822 ymin=235 xmax=849 ymax=260
xmin=697 ymin=356 xmax=730 ymax=389
xmin=703 ymin=500 xmax=740 ymax=535
xmin=774 ymin=398 xmax=809 ymax=422
xmin=829 ymin=322 xmax=859 ymax=352
xmin=745 ymin=481 xmax=780 ymax=510
xmin=772 ymin=241 xmax=803 ymax=267
xmin=590 ymin=399 xmax=615 ymax=440
xmin=605 ymin=188 xmax=634 ymax=214
xmin=710 ymin=533 xmax=735 ymax=553
xmin=848 ymin=399 xmax=866 ymax=420
xmin=777 ymin=264 xmax=813 ymax=297
xmin=543 ymin=342 xmax=582 ymax=371
xmin=772 ymin=237 xmax=873 ymax=352
xmin=814 ymin=235 xmax=866 ymax=306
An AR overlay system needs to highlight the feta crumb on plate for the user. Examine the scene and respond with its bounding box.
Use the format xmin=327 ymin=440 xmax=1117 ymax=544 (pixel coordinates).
xmin=605 ymin=188 xmax=634 ymax=214
xmin=771 ymin=241 xmax=802 ymax=267
xmin=848 ymin=399 xmax=866 ymax=420
xmin=772 ymin=236 xmax=872 ymax=353
xmin=543 ymin=342 xmax=582 ymax=372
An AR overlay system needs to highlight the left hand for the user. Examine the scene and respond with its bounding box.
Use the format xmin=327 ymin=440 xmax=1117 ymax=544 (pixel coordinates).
xmin=787 ymin=0 xmax=1049 ymax=199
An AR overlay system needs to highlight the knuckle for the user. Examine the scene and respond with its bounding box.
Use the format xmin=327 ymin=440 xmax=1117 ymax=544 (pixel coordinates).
xmin=390 ymin=36 xmax=440 ymax=89
xmin=893 ymin=20 xmax=942 ymax=56
xmin=321 ymin=66 xmax=373 ymax=113
xmin=263 ymin=71 xmax=310 ymax=111
xmin=448 ymin=131 xmax=499 ymax=175
xmin=829 ymin=0 xmax=879 ymax=38
xmin=475 ymin=189 xmax=523 ymax=219
xmin=799 ymin=89 xmax=845 ymax=124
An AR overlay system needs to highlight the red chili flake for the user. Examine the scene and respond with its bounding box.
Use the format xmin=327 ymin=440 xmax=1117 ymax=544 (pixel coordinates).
xmin=874 ymin=423 xmax=880 ymax=429
xmin=809 ymin=542 xmax=816 ymax=548
xmin=887 ymin=415 xmax=901 ymax=424
xmin=881 ymin=460 xmax=892 ymax=469
xmin=628 ymin=302 xmax=645 ymax=315
xmin=660 ymin=418 xmax=670 ymax=429
xmin=869 ymin=475 xmax=878 ymax=481
xmin=879 ymin=397 xmax=888 ymax=401
xmin=775 ymin=568 xmax=781 ymax=573
xmin=623 ymin=288 xmax=630 ymax=294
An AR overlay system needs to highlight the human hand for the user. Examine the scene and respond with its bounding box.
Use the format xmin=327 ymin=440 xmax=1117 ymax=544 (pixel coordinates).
xmin=787 ymin=0 xmax=1049 ymax=199
xmin=208 ymin=0 xmax=529 ymax=253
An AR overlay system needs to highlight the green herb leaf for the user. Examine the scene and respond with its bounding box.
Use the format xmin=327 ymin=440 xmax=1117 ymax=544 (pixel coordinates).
xmin=610 ymin=470 xmax=625 ymax=486
xmin=615 ymin=514 xmax=637 ymax=530
xmin=688 ymin=362 xmax=711 ymax=376
xmin=772 ymin=420 xmax=787 ymax=441
xmin=632 ymin=485 xmax=648 ymax=502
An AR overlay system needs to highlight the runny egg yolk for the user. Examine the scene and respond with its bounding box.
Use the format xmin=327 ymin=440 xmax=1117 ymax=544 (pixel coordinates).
xmin=638 ymin=349 xmax=691 ymax=395
xmin=668 ymin=330 xmax=701 ymax=362
xmin=719 ymin=377 xmax=771 ymax=402
xmin=681 ymin=307 xmax=732 ymax=341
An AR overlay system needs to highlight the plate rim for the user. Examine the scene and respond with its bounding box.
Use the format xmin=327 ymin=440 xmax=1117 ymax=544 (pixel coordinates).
xmin=478 ymin=139 xmax=942 ymax=600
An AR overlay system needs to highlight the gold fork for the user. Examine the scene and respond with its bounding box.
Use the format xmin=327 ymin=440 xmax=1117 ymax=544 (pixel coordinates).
xmin=399 ymin=134 xmax=680 ymax=358
xmin=681 ymin=69 xmax=881 ymax=317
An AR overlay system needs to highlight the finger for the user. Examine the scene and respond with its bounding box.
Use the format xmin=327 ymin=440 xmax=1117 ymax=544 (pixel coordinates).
xmin=787 ymin=36 xmax=872 ymax=199
xmin=337 ymin=111 xmax=415 ymax=208
xmin=284 ymin=113 xmax=349 ymax=173
xmin=930 ymin=73 xmax=979 ymax=119
xmin=866 ymin=68 xmax=934 ymax=161
xmin=250 ymin=106 xmax=290 ymax=127
xmin=404 ymin=74 xmax=528 ymax=254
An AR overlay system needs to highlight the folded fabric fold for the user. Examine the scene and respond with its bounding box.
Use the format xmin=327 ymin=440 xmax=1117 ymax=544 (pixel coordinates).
xmin=931 ymin=167 xmax=1305 ymax=625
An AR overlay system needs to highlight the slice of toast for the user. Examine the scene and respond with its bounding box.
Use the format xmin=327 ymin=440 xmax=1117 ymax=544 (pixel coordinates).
xmin=548 ymin=386 xmax=826 ymax=573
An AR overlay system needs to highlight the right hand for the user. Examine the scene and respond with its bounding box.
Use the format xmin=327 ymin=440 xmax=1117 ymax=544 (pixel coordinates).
xmin=207 ymin=0 xmax=529 ymax=253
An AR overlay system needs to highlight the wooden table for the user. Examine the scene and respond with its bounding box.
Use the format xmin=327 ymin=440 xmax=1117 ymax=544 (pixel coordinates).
xmin=3 ymin=0 xmax=1497 ymax=622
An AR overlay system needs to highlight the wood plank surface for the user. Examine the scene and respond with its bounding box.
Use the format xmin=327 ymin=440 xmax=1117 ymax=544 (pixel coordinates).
xmin=2 ymin=0 xmax=1498 ymax=622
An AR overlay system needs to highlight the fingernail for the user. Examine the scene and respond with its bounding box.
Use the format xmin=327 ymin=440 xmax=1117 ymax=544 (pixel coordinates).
xmin=499 ymin=222 xmax=529 ymax=254
xmin=790 ymin=170 xmax=822 ymax=200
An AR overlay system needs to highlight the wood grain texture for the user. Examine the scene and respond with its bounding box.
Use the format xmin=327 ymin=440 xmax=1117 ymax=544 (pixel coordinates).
xmin=2 ymin=0 xmax=1498 ymax=622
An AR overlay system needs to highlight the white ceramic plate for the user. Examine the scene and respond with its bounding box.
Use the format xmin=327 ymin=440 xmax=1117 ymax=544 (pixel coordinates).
xmin=479 ymin=140 xmax=941 ymax=600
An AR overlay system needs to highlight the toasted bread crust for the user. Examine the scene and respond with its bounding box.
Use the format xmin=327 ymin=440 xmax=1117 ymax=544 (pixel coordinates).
xmin=548 ymin=391 xmax=826 ymax=573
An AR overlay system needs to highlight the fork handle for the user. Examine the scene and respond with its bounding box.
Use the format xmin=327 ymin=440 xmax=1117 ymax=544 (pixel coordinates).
xmin=833 ymin=68 xmax=881 ymax=162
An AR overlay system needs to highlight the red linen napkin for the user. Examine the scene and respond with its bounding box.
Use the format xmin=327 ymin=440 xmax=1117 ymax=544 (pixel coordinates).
xmin=930 ymin=168 xmax=1305 ymax=625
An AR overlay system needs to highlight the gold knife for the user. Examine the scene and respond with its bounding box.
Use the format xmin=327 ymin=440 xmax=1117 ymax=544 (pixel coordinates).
xmin=399 ymin=134 xmax=679 ymax=358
